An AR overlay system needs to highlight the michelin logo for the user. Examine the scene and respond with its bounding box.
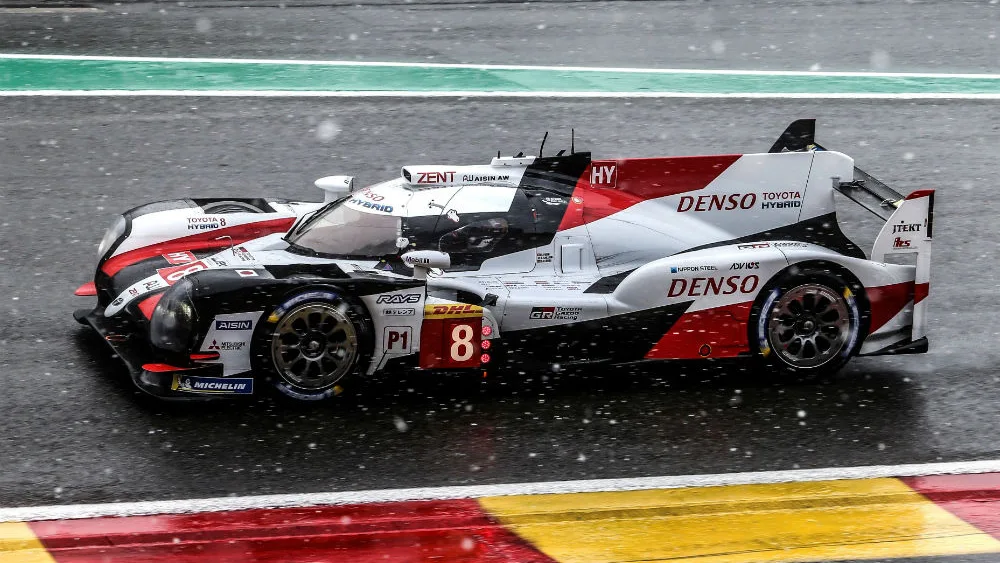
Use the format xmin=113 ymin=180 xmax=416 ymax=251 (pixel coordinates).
xmin=171 ymin=375 xmax=253 ymax=395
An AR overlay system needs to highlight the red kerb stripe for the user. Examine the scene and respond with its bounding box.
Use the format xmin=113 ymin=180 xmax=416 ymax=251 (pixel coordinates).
xmin=30 ymin=500 xmax=555 ymax=563
xmin=902 ymin=473 xmax=1000 ymax=540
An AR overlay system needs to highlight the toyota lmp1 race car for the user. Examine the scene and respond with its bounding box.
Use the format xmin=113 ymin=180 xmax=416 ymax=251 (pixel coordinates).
xmin=74 ymin=119 xmax=933 ymax=401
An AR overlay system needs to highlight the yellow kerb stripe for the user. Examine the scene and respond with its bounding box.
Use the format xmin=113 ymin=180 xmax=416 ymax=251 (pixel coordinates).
xmin=0 ymin=522 xmax=56 ymax=563
xmin=479 ymin=478 xmax=1000 ymax=563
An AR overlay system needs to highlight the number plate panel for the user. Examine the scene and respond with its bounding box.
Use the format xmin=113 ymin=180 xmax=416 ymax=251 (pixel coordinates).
xmin=419 ymin=304 xmax=483 ymax=369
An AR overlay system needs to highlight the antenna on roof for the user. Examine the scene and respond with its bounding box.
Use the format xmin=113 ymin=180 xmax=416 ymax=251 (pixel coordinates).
xmin=571 ymin=128 xmax=575 ymax=155
xmin=497 ymin=150 xmax=501 ymax=158
xmin=539 ymin=131 xmax=548 ymax=158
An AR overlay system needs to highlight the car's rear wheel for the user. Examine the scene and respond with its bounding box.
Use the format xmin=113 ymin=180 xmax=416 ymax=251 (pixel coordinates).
xmin=749 ymin=268 xmax=866 ymax=378
xmin=254 ymin=292 xmax=373 ymax=401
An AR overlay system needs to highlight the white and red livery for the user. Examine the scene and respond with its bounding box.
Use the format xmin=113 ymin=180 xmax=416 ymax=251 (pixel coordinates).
xmin=75 ymin=120 xmax=933 ymax=401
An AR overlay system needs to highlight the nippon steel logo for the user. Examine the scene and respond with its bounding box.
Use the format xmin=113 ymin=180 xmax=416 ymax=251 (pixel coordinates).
xmin=670 ymin=265 xmax=717 ymax=273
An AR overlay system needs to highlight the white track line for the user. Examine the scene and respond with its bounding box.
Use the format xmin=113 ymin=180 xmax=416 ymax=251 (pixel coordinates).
xmin=3 ymin=459 xmax=1000 ymax=523
xmin=2 ymin=53 xmax=1000 ymax=79
xmin=4 ymin=90 xmax=1000 ymax=99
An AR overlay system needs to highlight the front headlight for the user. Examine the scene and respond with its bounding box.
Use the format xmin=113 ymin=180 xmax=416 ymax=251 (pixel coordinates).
xmin=97 ymin=215 xmax=127 ymax=259
xmin=150 ymin=278 xmax=197 ymax=353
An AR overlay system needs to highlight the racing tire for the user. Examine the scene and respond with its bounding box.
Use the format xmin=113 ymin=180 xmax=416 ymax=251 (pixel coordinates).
xmin=202 ymin=201 xmax=264 ymax=214
xmin=748 ymin=267 xmax=868 ymax=379
xmin=252 ymin=290 xmax=374 ymax=402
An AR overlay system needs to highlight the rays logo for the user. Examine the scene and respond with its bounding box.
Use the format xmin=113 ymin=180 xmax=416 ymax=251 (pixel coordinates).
xmin=376 ymin=293 xmax=421 ymax=304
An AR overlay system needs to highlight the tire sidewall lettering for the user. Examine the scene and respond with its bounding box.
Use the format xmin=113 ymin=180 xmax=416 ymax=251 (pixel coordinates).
xmin=755 ymin=270 xmax=863 ymax=372
xmin=257 ymin=289 xmax=371 ymax=402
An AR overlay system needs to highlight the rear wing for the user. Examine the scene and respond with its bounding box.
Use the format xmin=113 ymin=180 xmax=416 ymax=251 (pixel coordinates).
xmin=769 ymin=120 xmax=935 ymax=254
xmin=772 ymin=119 xmax=934 ymax=340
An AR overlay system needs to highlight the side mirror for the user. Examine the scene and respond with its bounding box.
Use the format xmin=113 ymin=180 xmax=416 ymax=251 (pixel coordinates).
xmin=401 ymin=250 xmax=450 ymax=280
xmin=314 ymin=175 xmax=354 ymax=203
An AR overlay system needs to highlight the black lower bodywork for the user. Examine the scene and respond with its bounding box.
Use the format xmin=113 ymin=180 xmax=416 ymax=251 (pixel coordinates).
xmin=78 ymin=264 xmax=425 ymax=399
xmin=75 ymin=306 xmax=225 ymax=399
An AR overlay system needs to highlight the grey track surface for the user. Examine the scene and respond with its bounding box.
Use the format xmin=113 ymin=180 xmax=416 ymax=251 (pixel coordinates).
xmin=1 ymin=1 xmax=1000 ymax=511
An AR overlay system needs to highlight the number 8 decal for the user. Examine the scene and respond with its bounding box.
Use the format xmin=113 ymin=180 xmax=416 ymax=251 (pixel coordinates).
xmin=450 ymin=324 xmax=475 ymax=362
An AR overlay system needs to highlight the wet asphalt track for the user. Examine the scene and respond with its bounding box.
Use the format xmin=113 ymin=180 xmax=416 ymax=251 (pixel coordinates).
xmin=3 ymin=0 xmax=1000 ymax=513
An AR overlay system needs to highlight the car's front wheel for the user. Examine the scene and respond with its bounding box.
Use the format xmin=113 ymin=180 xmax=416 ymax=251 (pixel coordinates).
xmin=253 ymin=292 xmax=373 ymax=401
xmin=749 ymin=268 xmax=867 ymax=378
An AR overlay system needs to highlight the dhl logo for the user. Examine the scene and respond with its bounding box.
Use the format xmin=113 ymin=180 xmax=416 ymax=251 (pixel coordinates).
xmin=424 ymin=303 xmax=483 ymax=319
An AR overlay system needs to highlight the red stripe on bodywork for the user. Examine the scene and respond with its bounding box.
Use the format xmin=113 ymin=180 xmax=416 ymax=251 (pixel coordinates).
xmin=30 ymin=500 xmax=554 ymax=563
xmin=901 ymin=473 xmax=1000 ymax=540
xmin=645 ymin=301 xmax=753 ymax=360
xmin=866 ymin=282 xmax=915 ymax=333
xmin=101 ymin=217 xmax=294 ymax=277
xmin=137 ymin=293 xmax=163 ymax=320
xmin=558 ymin=155 xmax=741 ymax=231
xmin=190 ymin=352 xmax=220 ymax=361
xmin=905 ymin=189 xmax=935 ymax=200
xmin=74 ymin=281 xmax=97 ymax=296
xmin=141 ymin=363 xmax=190 ymax=373
xmin=914 ymin=282 xmax=929 ymax=305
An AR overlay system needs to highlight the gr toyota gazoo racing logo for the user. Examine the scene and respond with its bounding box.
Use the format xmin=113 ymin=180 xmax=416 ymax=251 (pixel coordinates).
xmin=529 ymin=306 xmax=555 ymax=319
xmin=529 ymin=307 xmax=582 ymax=320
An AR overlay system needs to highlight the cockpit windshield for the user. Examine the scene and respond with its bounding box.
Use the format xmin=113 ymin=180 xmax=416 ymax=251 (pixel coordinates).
xmin=286 ymin=201 xmax=402 ymax=258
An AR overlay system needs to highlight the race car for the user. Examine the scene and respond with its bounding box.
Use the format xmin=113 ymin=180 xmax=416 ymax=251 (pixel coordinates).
xmin=74 ymin=119 xmax=933 ymax=401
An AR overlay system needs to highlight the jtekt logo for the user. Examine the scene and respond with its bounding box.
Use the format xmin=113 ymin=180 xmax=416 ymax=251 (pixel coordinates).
xmin=892 ymin=223 xmax=921 ymax=234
